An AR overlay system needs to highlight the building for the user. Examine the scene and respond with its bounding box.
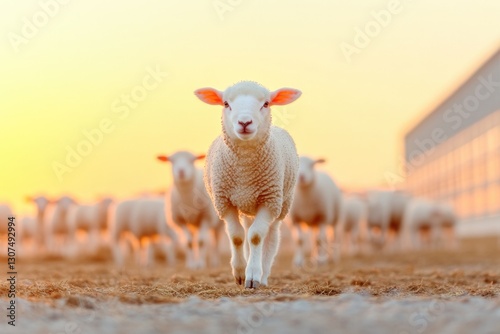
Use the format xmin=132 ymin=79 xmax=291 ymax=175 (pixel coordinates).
xmin=404 ymin=47 xmax=500 ymax=235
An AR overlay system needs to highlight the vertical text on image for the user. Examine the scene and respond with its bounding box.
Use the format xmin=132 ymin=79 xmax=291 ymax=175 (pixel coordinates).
xmin=6 ymin=216 xmax=17 ymax=327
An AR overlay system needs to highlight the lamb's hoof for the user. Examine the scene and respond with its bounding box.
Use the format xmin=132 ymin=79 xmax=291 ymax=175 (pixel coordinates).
xmin=233 ymin=266 xmax=246 ymax=286
xmin=245 ymin=279 xmax=260 ymax=289
xmin=234 ymin=276 xmax=245 ymax=285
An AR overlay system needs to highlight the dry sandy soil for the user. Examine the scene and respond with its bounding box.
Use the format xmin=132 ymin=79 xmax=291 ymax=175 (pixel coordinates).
xmin=1 ymin=237 xmax=499 ymax=333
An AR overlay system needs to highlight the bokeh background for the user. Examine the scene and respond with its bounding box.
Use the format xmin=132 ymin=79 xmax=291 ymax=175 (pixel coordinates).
xmin=1 ymin=0 xmax=499 ymax=215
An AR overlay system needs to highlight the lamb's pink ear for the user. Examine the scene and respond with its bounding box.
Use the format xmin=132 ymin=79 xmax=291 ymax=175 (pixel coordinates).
xmin=269 ymin=88 xmax=302 ymax=106
xmin=194 ymin=88 xmax=224 ymax=105
xmin=157 ymin=155 xmax=169 ymax=162
xmin=314 ymin=158 xmax=326 ymax=165
xmin=195 ymin=154 xmax=206 ymax=160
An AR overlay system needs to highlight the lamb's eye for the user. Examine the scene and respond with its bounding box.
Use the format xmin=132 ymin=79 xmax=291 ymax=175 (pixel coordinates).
xmin=224 ymin=101 xmax=230 ymax=109
xmin=263 ymin=101 xmax=269 ymax=108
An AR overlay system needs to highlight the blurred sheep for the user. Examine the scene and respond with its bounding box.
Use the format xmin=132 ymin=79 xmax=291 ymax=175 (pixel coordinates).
xmin=67 ymin=197 xmax=113 ymax=256
xmin=366 ymin=190 xmax=410 ymax=252
xmin=45 ymin=195 xmax=77 ymax=256
xmin=110 ymin=197 xmax=179 ymax=267
xmin=401 ymin=198 xmax=458 ymax=251
xmin=339 ymin=194 xmax=368 ymax=256
xmin=290 ymin=157 xmax=342 ymax=267
xmin=157 ymin=151 xmax=223 ymax=269
xmin=26 ymin=195 xmax=51 ymax=251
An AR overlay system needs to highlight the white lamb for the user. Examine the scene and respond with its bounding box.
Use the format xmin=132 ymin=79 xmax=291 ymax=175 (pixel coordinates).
xmin=401 ymin=198 xmax=458 ymax=250
xmin=110 ymin=198 xmax=179 ymax=267
xmin=67 ymin=197 xmax=113 ymax=256
xmin=26 ymin=195 xmax=51 ymax=250
xmin=195 ymin=81 xmax=301 ymax=288
xmin=45 ymin=195 xmax=77 ymax=255
xmin=339 ymin=194 xmax=368 ymax=256
xmin=433 ymin=203 xmax=459 ymax=250
xmin=366 ymin=190 xmax=409 ymax=251
xmin=289 ymin=157 xmax=342 ymax=267
xmin=18 ymin=216 xmax=38 ymax=256
xmin=401 ymin=198 xmax=438 ymax=250
xmin=157 ymin=151 xmax=223 ymax=269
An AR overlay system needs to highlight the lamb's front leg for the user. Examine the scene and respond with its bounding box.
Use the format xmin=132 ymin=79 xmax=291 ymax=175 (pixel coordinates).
xmin=88 ymin=227 xmax=100 ymax=255
xmin=261 ymin=220 xmax=281 ymax=286
xmin=139 ymin=237 xmax=153 ymax=267
xmin=241 ymin=215 xmax=253 ymax=261
xmin=292 ymin=222 xmax=305 ymax=267
xmin=223 ymin=207 xmax=246 ymax=285
xmin=245 ymin=207 xmax=274 ymax=289
xmin=181 ymin=225 xmax=196 ymax=269
xmin=331 ymin=223 xmax=341 ymax=263
xmin=197 ymin=220 xmax=210 ymax=269
xmin=350 ymin=226 xmax=360 ymax=255
xmin=317 ymin=223 xmax=330 ymax=265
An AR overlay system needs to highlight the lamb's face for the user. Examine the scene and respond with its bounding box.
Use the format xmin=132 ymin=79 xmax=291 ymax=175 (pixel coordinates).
xmin=33 ymin=196 xmax=50 ymax=213
xmin=157 ymin=151 xmax=205 ymax=185
xmin=223 ymin=94 xmax=271 ymax=142
xmin=297 ymin=156 xmax=325 ymax=187
xmin=194 ymin=81 xmax=302 ymax=142
xmin=58 ymin=196 xmax=75 ymax=208
xmin=99 ymin=197 xmax=113 ymax=209
xmin=56 ymin=196 xmax=76 ymax=216
xmin=27 ymin=196 xmax=51 ymax=219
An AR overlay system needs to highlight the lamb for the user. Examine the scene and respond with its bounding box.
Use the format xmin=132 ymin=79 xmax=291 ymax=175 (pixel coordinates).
xmin=289 ymin=157 xmax=342 ymax=267
xmin=45 ymin=195 xmax=77 ymax=255
xmin=157 ymin=151 xmax=224 ymax=269
xmin=339 ymin=194 xmax=368 ymax=256
xmin=195 ymin=81 xmax=301 ymax=288
xmin=110 ymin=198 xmax=179 ymax=267
xmin=366 ymin=190 xmax=410 ymax=251
xmin=26 ymin=195 xmax=51 ymax=250
xmin=433 ymin=203 xmax=459 ymax=250
xmin=401 ymin=198 xmax=458 ymax=250
xmin=400 ymin=198 xmax=438 ymax=250
xmin=67 ymin=197 xmax=113 ymax=256
xmin=19 ymin=216 xmax=37 ymax=256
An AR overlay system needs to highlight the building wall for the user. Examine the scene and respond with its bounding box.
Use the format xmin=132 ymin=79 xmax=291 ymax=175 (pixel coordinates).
xmin=405 ymin=49 xmax=500 ymax=162
xmin=405 ymin=49 xmax=500 ymax=222
xmin=406 ymin=110 xmax=500 ymax=219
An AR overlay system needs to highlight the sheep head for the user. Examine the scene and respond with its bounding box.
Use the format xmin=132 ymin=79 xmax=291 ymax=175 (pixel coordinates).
xmin=297 ymin=156 xmax=325 ymax=187
xmin=157 ymin=151 xmax=205 ymax=185
xmin=195 ymin=81 xmax=301 ymax=144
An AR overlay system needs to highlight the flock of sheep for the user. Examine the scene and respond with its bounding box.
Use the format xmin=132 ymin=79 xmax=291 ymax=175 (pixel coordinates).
xmin=1 ymin=81 xmax=458 ymax=289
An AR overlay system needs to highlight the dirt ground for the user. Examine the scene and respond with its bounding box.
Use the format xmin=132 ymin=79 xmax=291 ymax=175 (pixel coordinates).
xmin=1 ymin=237 xmax=499 ymax=333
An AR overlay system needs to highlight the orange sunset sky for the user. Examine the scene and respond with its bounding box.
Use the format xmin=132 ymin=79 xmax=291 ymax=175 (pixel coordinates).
xmin=1 ymin=0 xmax=499 ymax=215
